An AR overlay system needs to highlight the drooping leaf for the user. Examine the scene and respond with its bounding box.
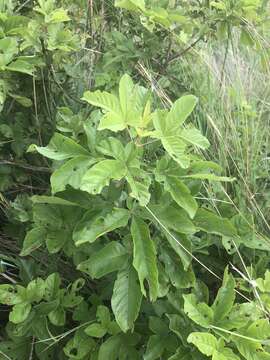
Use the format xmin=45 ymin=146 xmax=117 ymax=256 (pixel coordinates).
xmin=194 ymin=209 xmax=237 ymax=237
xmin=126 ymin=168 xmax=151 ymax=206
xmin=27 ymin=133 xmax=89 ymax=160
xmin=51 ymin=156 xmax=96 ymax=194
xmin=131 ymin=217 xmax=159 ymax=301
xmin=80 ymin=159 xmax=126 ymax=194
xmin=111 ymin=265 xmax=142 ymax=332
xmin=164 ymin=177 xmax=198 ymax=219
xmin=73 ymin=208 xmax=130 ymax=245
xmin=77 ymin=242 xmax=128 ymax=279
xmin=212 ymin=268 xmax=235 ymax=322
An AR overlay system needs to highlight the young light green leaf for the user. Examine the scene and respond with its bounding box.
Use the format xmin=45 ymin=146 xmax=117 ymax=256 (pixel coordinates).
xmin=180 ymin=127 xmax=210 ymax=150
xmin=187 ymin=332 xmax=218 ymax=356
xmin=97 ymin=137 xmax=126 ymax=161
xmin=82 ymin=90 xmax=124 ymax=132
xmin=131 ymin=217 xmax=159 ymax=301
xmin=85 ymin=323 xmax=107 ymax=338
xmin=9 ymin=302 xmax=32 ymax=324
xmin=80 ymin=159 xmax=126 ymax=194
xmin=153 ymin=111 xmax=190 ymax=168
xmin=73 ymin=208 xmax=130 ymax=246
xmin=51 ymin=156 xmax=96 ymax=194
xmin=77 ymin=241 xmax=128 ymax=279
xmin=183 ymin=294 xmax=213 ymax=328
xmin=167 ymin=95 xmax=198 ymax=128
xmin=115 ymin=0 xmax=145 ymax=11
xmin=111 ymin=265 xmax=142 ymax=332
xmin=27 ymin=133 xmax=89 ymax=160
xmin=164 ymin=177 xmax=198 ymax=219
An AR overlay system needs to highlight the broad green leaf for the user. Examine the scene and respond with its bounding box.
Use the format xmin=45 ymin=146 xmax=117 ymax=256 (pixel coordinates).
xmin=166 ymin=95 xmax=198 ymax=129
xmin=212 ymin=269 xmax=235 ymax=322
xmin=98 ymin=335 xmax=122 ymax=360
xmin=131 ymin=217 xmax=159 ymax=301
xmin=187 ymin=332 xmax=218 ymax=356
xmin=180 ymin=128 xmax=210 ymax=150
xmin=194 ymin=209 xmax=237 ymax=237
xmin=126 ymin=168 xmax=151 ymax=206
xmin=213 ymin=347 xmax=240 ymax=360
xmin=148 ymin=203 xmax=196 ymax=234
xmin=51 ymin=156 xmax=96 ymax=194
xmin=164 ymin=177 xmax=198 ymax=218
xmin=77 ymin=241 xmax=128 ymax=279
xmin=9 ymin=302 xmax=32 ymax=324
xmin=20 ymin=227 xmax=46 ymax=256
xmin=82 ymin=90 xmax=124 ymax=132
xmin=31 ymin=195 xmax=79 ymax=207
xmin=115 ymin=0 xmax=146 ymax=11
xmin=27 ymin=133 xmax=89 ymax=160
xmin=183 ymin=294 xmax=213 ymax=327
xmin=180 ymin=173 xmax=235 ymax=182
xmin=111 ymin=265 xmax=142 ymax=332
xmin=46 ymin=8 xmax=70 ymax=23
xmin=164 ymin=231 xmax=192 ymax=270
xmin=97 ymin=137 xmax=125 ymax=161
xmin=119 ymin=74 xmax=134 ymax=119
xmin=85 ymin=323 xmax=107 ymax=338
xmin=144 ymin=335 xmax=167 ymax=360
xmin=81 ymin=159 xmax=126 ymax=194
xmin=153 ymin=111 xmax=190 ymax=168
xmin=26 ymin=278 xmax=45 ymax=302
xmin=6 ymin=59 xmax=35 ymax=75
xmin=73 ymin=208 xmax=130 ymax=245
xmin=82 ymin=90 xmax=120 ymax=114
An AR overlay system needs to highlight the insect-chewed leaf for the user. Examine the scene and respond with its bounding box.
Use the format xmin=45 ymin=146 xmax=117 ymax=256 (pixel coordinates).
xmin=80 ymin=159 xmax=127 ymax=194
xmin=27 ymin=133 xmax=90 ymax=160
xmin=111 ymin=264 xmax=142 ymax=332
xmin=73 ymin=208 xmax=130 ymax=245
xmin=187 ymin=332 xmax=218 ymax=356
xmin=77 ymin=241 xmax=128 ymax=279
xmin=131 ymin=216 xmax=158 ymax=301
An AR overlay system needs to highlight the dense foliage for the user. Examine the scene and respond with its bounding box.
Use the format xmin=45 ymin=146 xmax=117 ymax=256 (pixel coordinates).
xmin=0 ymin=0 xmax=270 ymax=359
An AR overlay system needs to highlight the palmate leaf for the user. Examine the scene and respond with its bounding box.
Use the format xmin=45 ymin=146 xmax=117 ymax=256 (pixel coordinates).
xmin=80 ymin=159 xmax=127 ymax=194
xmin=73 ymin=208 xmax=130 ymax=245
xmin=153 ymin=111 xmax=190 ymax=168
xmin=111 ymin=264 xmax=142 ymax=332
xmin=131 ymin=217 xmax=159 ymax=301
xmin=77 ymin=242 xmax=128 ymax=279
xmin=27 ymin=133 xmax=89 ymax=160
xmin=51 ymin=156 xmax=96 ymax=194
xmin=180 ymin=127 xmax=210 ymax=150
xmin=166 ymin=95 xmax=198 ymax=129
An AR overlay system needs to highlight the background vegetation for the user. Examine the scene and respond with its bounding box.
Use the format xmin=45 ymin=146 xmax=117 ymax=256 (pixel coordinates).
xmin=0 ymin=0 xmax=270 ymax=359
